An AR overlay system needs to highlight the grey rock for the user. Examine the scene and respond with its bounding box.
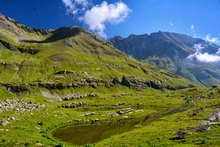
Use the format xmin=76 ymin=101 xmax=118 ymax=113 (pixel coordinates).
xmin=0 ymin=121 xmax=10 ymax=126
xmin=208 ymin=111 xmax=220 ymax=121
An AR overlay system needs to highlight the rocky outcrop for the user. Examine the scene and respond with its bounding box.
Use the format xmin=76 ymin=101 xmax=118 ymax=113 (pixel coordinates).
xmin=59 ymin=102 xmax=87 ymax=109
xmin=111 ymin=93 xmax=142 ymax=98
xmin=0 ymin=121 xmax=11 ymax=126
xmin=0 ymin=83 xmax=29 ymax=93
xmin=116 ymin=108 xmax=134 ymax=115
xmin=0 ymin=99 xmax=45 ymax=112
xmin=121 ymin=76 xmax=194 ymax=90
xmin=187 ymin=126 xmax=211 ymax=132
xmin=61 ymin=93 xmax=96 ymax=101
xmin=0 ymin=40 xmax=39 ymax=55
xmin=80 ymin=112 xmax=96 ymax=117
xmin=42 ymin=92 xmax=96 ymax=102
xmin=208 ymin=111 xmax=220 ymax=121
xmin=183 ymin=109 xmax=220 ymax=134
xmin=55 ymin=70 xmax=90 ymax=75
xmin=38 ymin=78 xmax=115 ymax=90
xmin=102 ymin=63 xmax=123 ymax=69
xmin=169 ymin=130 xmax=188 ymax=140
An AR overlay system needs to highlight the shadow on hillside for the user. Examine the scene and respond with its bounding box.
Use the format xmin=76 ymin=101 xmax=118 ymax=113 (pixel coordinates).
xmin=21 ymin=27 xmax=83 ymax=43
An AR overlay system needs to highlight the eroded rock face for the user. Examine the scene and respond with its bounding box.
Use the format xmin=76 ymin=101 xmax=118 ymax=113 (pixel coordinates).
xmin=38 ymin=78 xmax=115 ymax=90
xmin=0 ymin=40 xmax=39 ymax=55
xmin=42 ymin=92 xmax=96 ymax=102
xmin=0 ymin=83 xmax=29 ymax=93
xmin=121 ymin=76 xmax=194 ymax=90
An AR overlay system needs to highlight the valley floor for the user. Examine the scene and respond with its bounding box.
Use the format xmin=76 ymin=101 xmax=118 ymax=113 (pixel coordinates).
xmin=1 ymin=86 xmax=220 ymax=147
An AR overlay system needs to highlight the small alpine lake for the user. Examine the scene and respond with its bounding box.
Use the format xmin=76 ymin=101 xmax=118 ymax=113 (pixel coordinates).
xmin=52 ymin=104 xmax=191 ymax=145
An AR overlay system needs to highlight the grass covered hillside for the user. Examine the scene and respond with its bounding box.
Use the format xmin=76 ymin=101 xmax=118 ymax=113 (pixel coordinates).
xmin=1 ymin=14 xmax=220 ymax=147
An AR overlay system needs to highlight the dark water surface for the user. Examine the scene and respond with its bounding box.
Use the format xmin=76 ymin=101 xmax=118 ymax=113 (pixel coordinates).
xmin=52 ymin=104 xmax=191 ymax=145
xmin=52 ymin=117 xmax=143 ymax=145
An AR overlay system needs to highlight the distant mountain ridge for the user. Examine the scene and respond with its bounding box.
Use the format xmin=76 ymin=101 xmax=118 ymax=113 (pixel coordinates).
xmin=110 ymin=31 xmax=220 ymax=87
xmin=110 ymin=32 xmax=219 ymax=59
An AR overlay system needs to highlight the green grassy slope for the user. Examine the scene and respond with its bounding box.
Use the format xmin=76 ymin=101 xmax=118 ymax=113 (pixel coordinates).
xmin=1 ymin=14 xmax=220 ymax=147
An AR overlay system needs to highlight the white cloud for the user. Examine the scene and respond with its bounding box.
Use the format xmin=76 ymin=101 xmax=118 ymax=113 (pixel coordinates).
xmin=61 ymin=0 xmax=131 ymax=37
xmin=62 ymin=0 xmax=89 ymax=15
xmin=187 ymin=44 xmax=220 ymax=63
xmin=194 ymin=44 xmax=204 ymax=51
xmin=188 ymin=52 xmax=220 ymax=62
xmin=82 ymin=1 xmax=131 ymax=37
xmin=205 ymin=34 xmax=219 ymax=44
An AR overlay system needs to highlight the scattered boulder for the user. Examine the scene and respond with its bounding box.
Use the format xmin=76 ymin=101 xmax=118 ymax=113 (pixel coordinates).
xmin=190 ymin=108 xmax=204 ymax=116
xmin=102 ymin=63 xmax=123 ymax=69
xmin=116 ymin=108 xmax=134 ymax=115
xmin=59 ymin=102 xmax=87 ymax=109
xmin=0 ymin=121 xmax=10 ymax=126
xmin=187 ymin=126 xmax=211 ymax=132
xmin=112 ymin=103 xmax=126 ymax=107
xmin=0 ymin=99 xmax=45 ymax=112
xmin=112 ymin=93 xmax=142 ymax=98
xmin=80 ymin=112 xmax=96 ymax=117
xmin=37 ymin=122 xmax=43 ymax=126
xmin=200 ymin=121 xmax=210 ymax=126
xmin=91 ymin=119 xmax=100 ymax=124
xmin=34 ymin=143 xmax=44 ymax=147
xmin=7 ymin=116 xmax=15 ymax=121
xmin=208 ymin=111 xmax=220 ymax=121
xmin=169 ymin=130 xmax=188 ymax=140
xmin=101 ymin=112 xmax=119 ymax=117
xmin=61 ymin=93 xmax=96 ymax=101
xmin=55 ymin=70 xmax=90 ymax=76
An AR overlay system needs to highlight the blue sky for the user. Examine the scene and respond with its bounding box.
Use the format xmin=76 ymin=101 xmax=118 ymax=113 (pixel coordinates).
xmin=0 ymin=0 xmax=220 ymax=40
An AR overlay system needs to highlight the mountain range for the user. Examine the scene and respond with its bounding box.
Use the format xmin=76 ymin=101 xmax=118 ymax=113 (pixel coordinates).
xmin=110 ymin=32 xmax=220 ymax=87
xmin=2 ymin=13 xmax=220 ymax=147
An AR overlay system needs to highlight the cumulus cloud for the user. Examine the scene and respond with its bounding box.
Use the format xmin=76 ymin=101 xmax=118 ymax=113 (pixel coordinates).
xmin=187 ymin=44 xmax=220 ymax=63
xmin=62 ymin=0 xmax=131 ymax=37
xmin=82 ymin=1 xmax=131 ymax=37
xmin=205 ymin=34 xmax=219 ymax=44
xmin=188 ymin=52 xmax=220 ymax=62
